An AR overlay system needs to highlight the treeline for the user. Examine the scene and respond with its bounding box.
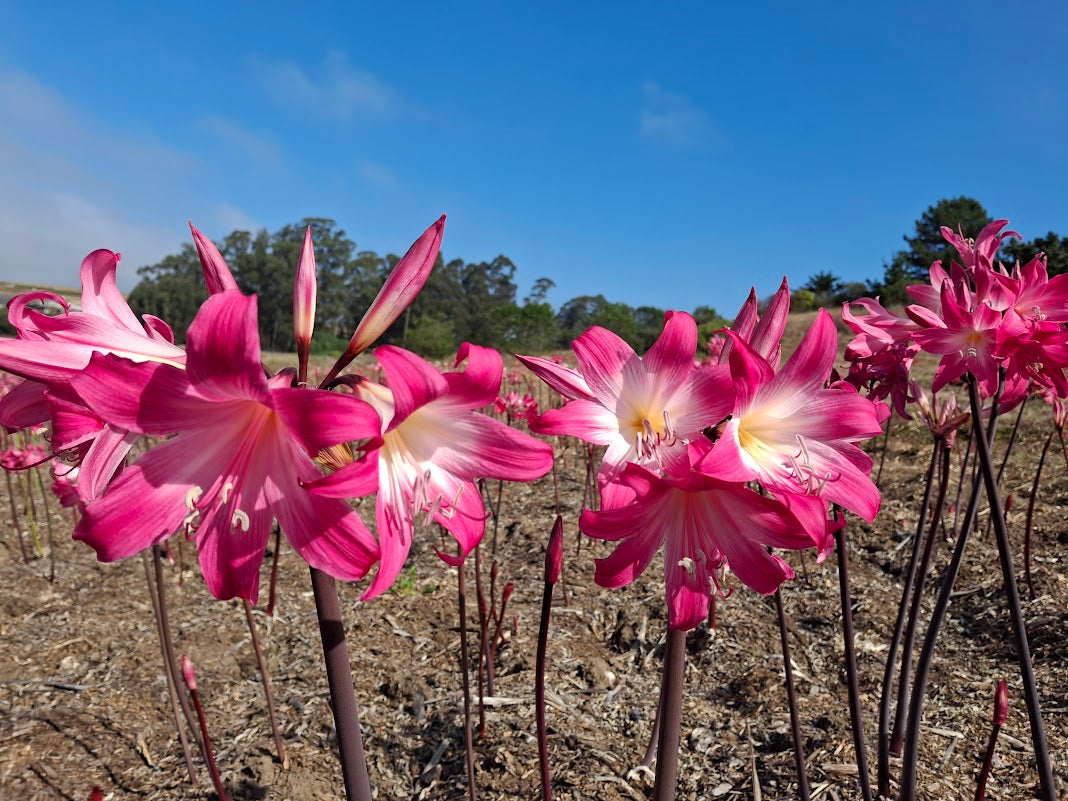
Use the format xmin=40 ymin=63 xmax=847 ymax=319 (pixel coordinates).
xmin=125 ymin=198 xmax=1068 ymax=357
xmin=127 ymin=218 xmax=730 ymax=356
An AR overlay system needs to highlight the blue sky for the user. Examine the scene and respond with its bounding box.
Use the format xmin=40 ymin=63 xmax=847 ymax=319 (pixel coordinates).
xmin=2 ymin=1 xmax=1067 ymax=317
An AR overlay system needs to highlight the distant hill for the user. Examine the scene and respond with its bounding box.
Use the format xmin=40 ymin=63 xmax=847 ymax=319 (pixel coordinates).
xmin=0 ymin=281 xmax=82 ymax=313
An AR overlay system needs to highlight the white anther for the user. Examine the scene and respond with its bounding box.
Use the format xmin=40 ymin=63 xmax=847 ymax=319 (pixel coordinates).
xmin=220 ymin=481 xmax=235 ymax=504
xmin=231 ymin=510 xmax=250 ymax=532
xmin=184 ymin=485 xmax=204 ymax=511
xmin=677 ymin=557 xmax=697 ymax=580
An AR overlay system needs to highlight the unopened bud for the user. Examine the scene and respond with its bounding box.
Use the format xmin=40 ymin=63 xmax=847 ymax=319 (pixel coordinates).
xmin=293 ymin=226 xmax=317 ymax=356
xmin=994 ymin=679 xmax=1008 ymax=726
xmin=181 ymin=655 xmax=197 ymax=692
xmin=1004 ymin=494 xmax=1014 ymax=513
xmin=545 ymin=515 xmax=564 ymax=584
xmin=501 ymin=582 xmax=514 ymax=606
xmin=88 ymin=788 xmax=104 ymax=801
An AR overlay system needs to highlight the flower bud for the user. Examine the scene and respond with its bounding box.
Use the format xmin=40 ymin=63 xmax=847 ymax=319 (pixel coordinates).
xmin=188 ymin=222 xmax=238 ymax=295
xmin=544 ymin=515 xmax=564 ymax=584
xmin=323 ymin=216 xmax=445 ymax=387
xmin=293 ymin=226 xmax=317 ymax=365
xmin=181 ymin=655 xmax=197 ymax=692
xmin=993 ymin=678 xmax=1008 ymax=726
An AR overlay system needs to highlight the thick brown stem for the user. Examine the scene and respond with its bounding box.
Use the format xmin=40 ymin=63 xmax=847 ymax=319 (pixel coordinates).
xmin=652 ymin=627 xmax=687 ymax=801
xmin=308 ymin=567 xmax=373 ymax=801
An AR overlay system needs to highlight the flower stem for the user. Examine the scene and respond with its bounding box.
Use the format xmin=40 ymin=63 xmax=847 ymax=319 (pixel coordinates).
xmin=890 ymin=442 xmax=951 ymax=756
xmin=152 ymin=547 xmax=206 ymax=758
xmin=266 ymin=526 xmax=281 ymax=617
xmin=964 ymin=374 xmax=1056 ymax=801
xmin=182 ymin=656 xmax=232 ymax=801
xmin=878 ymin=440 xmax=940 ymax=797
xmin=241 ymin=599 xmax=287 ymax=769
xmin=141 ymin=551 xmax=198 ymax=786
xmin=652 ymin=627 xmax=687 ymax=801
xmin=308 ymin=566 xmax=373 ymax=801
xmin=876 ymin=412 xmax=893 ymax=485
xmin=32 ymin=467 xmax=56 ymax=582
xmin=535 ymin=577 xmax=556 ymax=800
xmin=775 ymin=588 xmax=810 ymax=801
xmin=900 ymin=375 xmax=1001 ymax=801
xmin=3 ymin=454 xmax=29 ymax=562
xmin=456 ymin=554 xmax=479 ymax=801
xmin=834 ymin=517 xmax=873 ymax=801
xmin=1023 ymin=428 xmax=1054 ymax=600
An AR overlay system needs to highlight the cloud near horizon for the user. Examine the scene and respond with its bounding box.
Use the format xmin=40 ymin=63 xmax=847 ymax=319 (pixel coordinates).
xmin=0 ymin=68 xmax=259 ymax=292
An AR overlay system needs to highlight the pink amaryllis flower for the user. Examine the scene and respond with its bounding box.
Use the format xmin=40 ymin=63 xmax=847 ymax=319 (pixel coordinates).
xmin=520 ymin=311 xmax=732 ymax=506
xmin=701 ymin=310 xmax=883 ymax=552
xmin=910 ymin=283 xmax=1002 ymax=396
xmin=70 ymin=291 xmax=382 ymax=603
xmin=307 ymin=343 xmax=553 ymax=599
xmin=0 ymin=250 xmax=189 ymax=502
xmin=579 ymin=450 xmax=812 ymax=630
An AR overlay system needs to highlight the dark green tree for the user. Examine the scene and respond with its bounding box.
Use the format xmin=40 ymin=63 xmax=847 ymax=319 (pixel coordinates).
xmin=1002 ymin=231 xmax=1068 ymax=277
xmin=872 ymin=197 xmax=992 ymax=304
xmin=127 ymin=244 xmax=209 ymax=343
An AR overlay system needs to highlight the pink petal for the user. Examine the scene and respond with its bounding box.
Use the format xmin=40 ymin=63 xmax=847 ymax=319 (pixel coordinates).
xmin=195 ymin=501 xmax=272 ymax=602
xmin=572 ymin=326 xmax=641 ymax=406
xmin=642 ymin=311 xmax=698 ymax=392
xmin=430 ymin=473 xmax=487 ymax=559
xmin=750 ymin=276 xmax=790 ymax=364
xmin=269 ymin=451 xmax=379 ymax=587
xmin=185 ymin=292 xmax=270 ymax=402
xmin=723 ymin=332 xmax=774 ymax=411
xmin=78 ymin=250 xmax=142 ymax=332
xmin=588 ymin=510 xmax=665 ymax=587
xmin=515 ymin=354 xmax=594 ymax=401
xmin=662 ymin=512 xmax=712 ymax=630
xmin=375 ymin=346 xmax=449 ymax=425
xmin=189 ymin=221 xmax=239 ymax=295
xmin=73 ymin=436 xmax=210 ymax=561
xmin=361 ymin=461 xmax=418 ymax=600
xmin=0 ymin=380 xmax=49 ymax=431
xmin=45 ymin=387 xmax=103 ymax=452
xmin=271 ymin=386 xmax=381 ymax=456
xmin=71 ymin=353 xmax=216 ymax=436
xmin=415 ymin=403 xmax=553 ymax=481
xmin=761 ymin=309 xmax=836 ymax=413
xmin=303 ymin=451 xmax=381 ymax=498
xmin=446 ymin=343 xmax=504 ymax=409
xmin=141 ymin=315 xmax=176 ymax=343
xmin=77 ymin=425 xmax=137 ymax=503
xmin=528 ymin=399 xmax=619 ymax=445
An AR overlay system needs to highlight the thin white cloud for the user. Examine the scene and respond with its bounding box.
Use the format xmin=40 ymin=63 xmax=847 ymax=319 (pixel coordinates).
xmin=639 ymin=81 xmax=720 ymax=148
xmin=358 ymin=161 xmax=400 ymax=190
xmin=0 ymin=69 xmax=211 ymax=291
xmin=251 ymin=50 xmax=405 ymax=122
xmin=199 ymin=116 xmax=284 ymax=171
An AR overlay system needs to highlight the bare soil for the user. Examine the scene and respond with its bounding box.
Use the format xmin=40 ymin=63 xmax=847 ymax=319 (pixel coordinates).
xmin=2 ymin=361 xmax=1067 ymax=800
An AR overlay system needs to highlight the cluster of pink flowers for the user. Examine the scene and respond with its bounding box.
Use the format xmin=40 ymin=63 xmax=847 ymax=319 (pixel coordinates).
xmin=493 ymin=390 xmax=539 ymax=424
xmin=520 ymin=281 xmax=885 ymax=630
xmin=0 ymin=218 xmax=552 ymax=603
xmin=843 ymin=220 xmax=1068 ymax=412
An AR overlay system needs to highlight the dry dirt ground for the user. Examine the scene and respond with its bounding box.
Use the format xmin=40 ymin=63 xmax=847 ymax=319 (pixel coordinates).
xmin=1 ymin=368 xmax=1067 ymax=800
